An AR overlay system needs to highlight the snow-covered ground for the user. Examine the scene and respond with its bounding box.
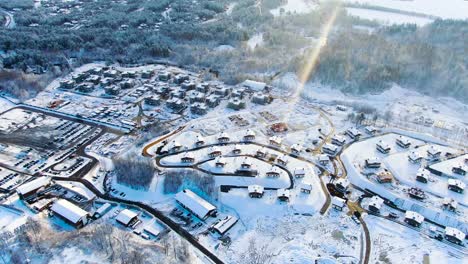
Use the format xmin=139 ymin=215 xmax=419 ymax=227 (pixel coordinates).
xmin=346 ymin=7 xmax=434 ymax=26
xmin=342 ymin=0 xmax=468 ymax=20
xmin=270 ymin=0 xmax=317 ymax=16
xmin=366 ymin=215 xmax=465 ymax=263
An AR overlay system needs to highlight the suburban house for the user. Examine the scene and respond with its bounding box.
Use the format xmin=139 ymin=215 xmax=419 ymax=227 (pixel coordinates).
xmin=452 ymin=164 xmax=467 ymax=176
xmin=251 ymin=92 xmax=271 ymax=105
xmin=331 ymin=135 xmax=346 ymax=146
xmin=290 ymin=144 xmax=303 ymax=155
xmin=158 ymin=71 xmax=171 ymax=81
xmin=277 ymin=154 xmax=288 ymax=166
xmin=416 ymin=168 xmax=430 ymax=183
xmin=368 ymin=196 xmax=384 ymax=214
xmin=293 ymin=167 xmax=306 ymax=178
xmin=447 ymin=179 xmax=465 ymax=193
xmin=256 ymin=147 xmax=267 ymax=158
xmin=243 ymin=130 xmax=256 ymax=141
xmin=277 ymin=189 xmax=290 ymax=202
xmin=318 ymin=154 xmax=330 ymax=166
xmin=442 ymin=198 xmax=458 ymax=212
xmin=144 ymin=95 xmax=161 ymax=106
xmin=218 ymin=132 xmax=230 ymax=143
xmin=300 ymin=181 xmax=313 ymax=194
xmin=376 ymin=140 xmax=391 ymax=154
xmin=408 ymin=151 xmax=423 ymax=163
xmin=269 ymin=136 xmax=282 ymax=147
xmin=444 ymin=227 xmax=465 ymax=245
xmin=248 ymin=185 xmax=264 ymax=198
xmin=215 ymin=156 xmax=227 ymax=168
xmin=227 ymin=98 xmax=245 ymax=110
xmin=345 ymin=128 xmax=362 ymax=140
xmin=266 ymin=166 xmax=281 ymax=178
xmin=240 ymin=157 xmax=253 ymax=171
xmin=212 ymin=215 xmax=238 ymax=235
xmin=232 ymin=144 xmax=242 ymax=154
xmin=365 ymin=157 xmax=381 ymax=168
xmin=331 ymin=196 xmax=346 ymax=211
xmin=335 ymin=178 xmax=350 ymax=193
xmin=208 ymin=147 xmax=222 ymax=158
xmin=181 ymin=152 xmax=195 ymax=163
xmin=365 ymin=126 xmax=377 ymax=135
xmin=322 ymin=143 xmax=338 ymax=156
xmin=116 ymin=209 xmax=139 ymax=227
xmin=50 ymin=199 xmax=90 ymax=228
xmin=396 ymin=136 xmax=411 ymax=148
xmin=175 ymin=189 xmax=217 ymax=220
xmin=190 ymin=102 xmax=208 ymax=115
xmin=169 ymin=140 xmax=182 ymax=152
xmin=376 ymin=170 xmax=393 ymax=184
xmin=426 ymin=146 xmax=442 ymax=161
xmin=195 ymin=135 xmax=205 ymax=146
xmin=404 ymin=211 xmax=424 ymax=228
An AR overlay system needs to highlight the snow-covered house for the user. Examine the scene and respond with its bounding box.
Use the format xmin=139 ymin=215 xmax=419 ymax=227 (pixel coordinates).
xmin=50 ymin=199 xmax=89 ymax=228
xmin=277 ymin=189 xmax=290 ymax=202
xmin=243 ymin=130 xmax=256 ymax=142
xmin=408 ymin=151 xmax=423 ymax=163
xmin=368 ymin=196 xmax=384 ymax=214
xmin=335 ymin=178 xmax=349 ymax=193
xmin=376 ymin=140 xmax=391 ymax=154
xmin=175 ymin=189 xmax=217 ymax=220
xmin=240 ymin=157 xmax=253 ymax=170
xmin=169 ymin=140 xmax=182 ymax=153
xmin=396 ymin=136 xmax=411 ymax=148
xmin=266 ymin=166 xmax=281 ymax=178
xmin=256 ymin=147 xmax=267 ymax=158
xmin=365 ymin=157 xmax=381 ymax=168
xmin=232 ymin=144 xmax=242 ymax=154
xmin=158 ymin=71 xmax=171 ymax=81
xmin=277 ymin=154 xmax=288 ymax=166
xmin=190 ymin=102 xmax=208 ymax=115
xmin=416 ymin=168 xmax=430 ymax=183
xmin=331 ymin=196 xmax=346 ymax=211
xmin=322 ymin=143 xmax=338 ymax=156
xmin=242 ymin=80 xmax=267 ymax=92
xmin=93 ymin=203 xmax=112 ymax=219
xmin=166 ymin=97 xmax=185 ymax=110
xmin=215 ymin=156 xmax=227 ymax=168
xmin=208 ymin=147 xmax=222 ymax=158
xmin=452 ymin=164 xmax=467 ymax=176
xmin=290 ymin=144 xmax=303 ymax=155
xmin=404 ymin=211 xmax=424 ymax=228
xmin=376 ymin=170 xmax=393 ymax=184
xmin=213 ymin=215 xmax=238 ymax=235
xmin=293 ymin=167 xmax=305 ymax=178
xmin=331 ymin=135 xmax=346 ymax=146
xmin=116 ymin=209 xmax=139 ymax=227
xmin=144 ymin=95 xmax=161 ymax=106
xmin=227 ymin=98 xmax=245 ymax=110
xmin=269 ymin=136 xmax=282 ymax=147
xmin=181 ymin=152 xmax=195 ymax=163
xmin=345 ymin=128 xmax=361 ymax=140
xmin=442 ymin=198 xmax=458 ymax=212
xmin=195 ymin=135 xmax=205 ymax=147
xmin=248 ymin=185 xmax=264 ymax=198
xmin=206 ymin=94 xmax=221 ymax=107
xmin=427 ymin=146 xmax=442 ymax=161
xmin=444 ymin=227 xmax=465 ymax=245
xmin=447 ymin=179 xmax=465 ymax=193
xmin=300 ymin=181 xmax=313 ymax=194
xmin=365 ymin=126 xmax=377 ymax=135
xmin=318 ymin=154 xmax=330 ymax=166
xmin=251 ymin=92 xmax=271 ymax=105
xmin=16 ymin=176 xmax=52 ymax=199
xmin=218 ymin=132 xmax=230 ymax=143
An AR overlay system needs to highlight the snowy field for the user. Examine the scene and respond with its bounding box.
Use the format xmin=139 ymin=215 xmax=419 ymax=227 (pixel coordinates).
xmin=343 ymin=0 xmax=468 ymax=20
xmin=346 ymin=7 xmax=434 ymax=26
xmin=366 ymin=215 xmax=465 ymax=263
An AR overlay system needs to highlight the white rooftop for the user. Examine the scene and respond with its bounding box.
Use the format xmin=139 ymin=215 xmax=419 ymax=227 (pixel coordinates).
xmin=16 ymin=177 xmax=51 ymax=195
xmin=331 ymin=196 xmax=346 ymax=207
xmin=51 ymin=199 xmax=89 ymax=224
xmin=175 ymin=189 xmax=216 ymax=219
xmin=445 ymin=227 xmax=465 ymax=241
xmin=405 ymin=211 xmax=424 ymax=224
xmin=116 ymin=209 xmax=138 ymax=225
xmin=213 ymin=215 xmax=238 ymax=234
xmin=248 ymin=185 xmax=264 ymax=193
xmin=242 ymin=79 xmax=266 ymax=91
